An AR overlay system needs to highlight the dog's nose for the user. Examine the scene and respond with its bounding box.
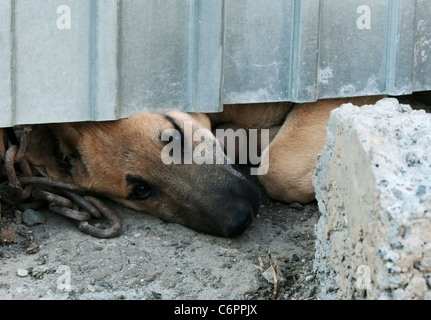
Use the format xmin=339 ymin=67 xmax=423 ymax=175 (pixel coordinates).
xmin=221 ymin=201 xmax=254 ymax=237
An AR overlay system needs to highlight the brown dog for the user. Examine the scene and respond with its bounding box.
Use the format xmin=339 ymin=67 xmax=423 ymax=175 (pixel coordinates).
xmin=25 ymin=96 xmax=381 ymax=236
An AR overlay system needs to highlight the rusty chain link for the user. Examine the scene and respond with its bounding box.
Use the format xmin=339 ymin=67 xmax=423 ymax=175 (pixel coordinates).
xmin=0 ymin=126 xmax=121 ymax=238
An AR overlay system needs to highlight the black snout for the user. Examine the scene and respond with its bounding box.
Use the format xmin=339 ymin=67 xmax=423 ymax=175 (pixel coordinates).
xmin=175 ymin=167 xmax=261 ymax=238
xmin=217 ymin=179 xmax=261 ymax=237
xmin=221 ymin=201 xmax=255 ymax=237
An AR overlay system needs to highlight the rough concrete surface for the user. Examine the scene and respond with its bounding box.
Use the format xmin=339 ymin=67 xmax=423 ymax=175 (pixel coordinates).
xmin=313 ymin=97 xmax=431 ymax=299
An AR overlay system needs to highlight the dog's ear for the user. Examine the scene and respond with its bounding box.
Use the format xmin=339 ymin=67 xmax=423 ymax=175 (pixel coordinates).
xmin=26 ymin=123 xmax=84 ymax=181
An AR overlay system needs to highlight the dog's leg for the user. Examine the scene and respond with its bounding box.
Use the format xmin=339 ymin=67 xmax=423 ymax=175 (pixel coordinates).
xmin=209 ymin=102 xmax=292 ymax=130
xmin=209 ymin=102 xmax=292 ymax=164
xmin=258 ymin=96 xmax=382 ymax=204
xmin=258 ymin=102 xmax=333 ymax=203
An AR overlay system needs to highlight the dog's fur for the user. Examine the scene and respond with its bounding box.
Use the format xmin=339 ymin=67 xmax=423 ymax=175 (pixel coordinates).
xmin=25 ymin=96 xmax=382 ymax=236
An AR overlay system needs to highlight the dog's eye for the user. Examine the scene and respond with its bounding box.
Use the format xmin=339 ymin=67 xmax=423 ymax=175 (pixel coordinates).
xmin=126 ymin=175 xmax=155 ymax=201
xmin=130 ymin=184 xmax=153 ymax=200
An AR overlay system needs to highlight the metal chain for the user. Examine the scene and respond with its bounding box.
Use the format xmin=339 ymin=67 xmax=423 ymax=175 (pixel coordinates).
xmin=0 ymin=126 xmax=122 ymax=238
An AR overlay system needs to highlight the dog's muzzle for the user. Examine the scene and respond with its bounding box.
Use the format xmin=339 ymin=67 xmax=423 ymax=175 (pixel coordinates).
xmin=220 ymin=200 xmax=255 ymax=237
xmin=206 ymin=177 xmax=261 ymax=237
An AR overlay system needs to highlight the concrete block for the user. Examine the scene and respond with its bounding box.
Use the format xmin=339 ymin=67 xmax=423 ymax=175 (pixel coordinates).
xmin=312 ymin=98 xmax=431 ymax=299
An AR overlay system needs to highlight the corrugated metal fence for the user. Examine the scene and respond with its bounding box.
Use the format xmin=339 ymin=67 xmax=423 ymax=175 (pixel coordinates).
xmin=1 ymin=0 xmax=430 ymax=127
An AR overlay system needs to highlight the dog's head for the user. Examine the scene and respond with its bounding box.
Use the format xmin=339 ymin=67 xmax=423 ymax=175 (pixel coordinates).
xmin=26 ymin=111 xmax=260 ymax=237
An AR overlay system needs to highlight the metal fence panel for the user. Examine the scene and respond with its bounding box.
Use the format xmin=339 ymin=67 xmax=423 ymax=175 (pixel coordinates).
xmin=0 ymin=0 xmax=430 ymax=127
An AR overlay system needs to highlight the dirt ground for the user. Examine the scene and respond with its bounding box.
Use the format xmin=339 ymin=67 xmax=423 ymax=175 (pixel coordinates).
xmin=0 ymin=172 xmax=320 ymax=300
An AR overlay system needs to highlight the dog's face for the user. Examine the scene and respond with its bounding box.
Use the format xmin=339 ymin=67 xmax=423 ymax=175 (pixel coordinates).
xmin=26 ymin=111 xmax=260 ymax=237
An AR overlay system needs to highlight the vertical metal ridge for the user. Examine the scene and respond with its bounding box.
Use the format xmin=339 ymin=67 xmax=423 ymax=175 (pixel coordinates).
xmin=88 ymin=0 xmax=98 ymax=120
xmin=289 ymin=0 xmax=302 ymax=100
xmin=187 ymin=0 xmax=224 ymax=112
xmin=116 ymin=0 xmax=123 ymax=119
xmin=219 ymin=0 xmax=226 ymax=109
xmin=10 ymin=0 xmax=16 ymax=126
xmin=200 ymin=0 xmax=224 ymax=112
xmin=93 ymin=0 xmax=121 ymax=120
xmin=290 ymin=0 xmax=321 ymax=102
xmin=187 ymin=0 xmax=200 ymax=111
xmin=385 ymin=0 xmax=401 ymax=93
xmin=315 ymin=0 xmax=324 ymax=99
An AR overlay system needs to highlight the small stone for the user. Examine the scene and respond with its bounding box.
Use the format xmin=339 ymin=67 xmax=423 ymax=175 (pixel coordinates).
xmin=261 ymin=267 xmax=287 ymax=285
xmin=262 ymin=267 xmax=274 ymax=283
xmin=289 ymin=202 xmax=304 ymax=210
xmin=30 ymin=265 xmax=50 ymax=279
xmin=98 ymin=280 xmax=111 ymax=288
xmin=305 ymin=275 xmax=315 ymax=282
xmin=17 ymin=269 xmax=28 ymax=277
xmin=22 ymin=209 xmax=45 ymax=226
xmin=292 ymin=254 xmax=300 ymax=262
xmin=151 ymin=291 xmax=162 ymax=299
